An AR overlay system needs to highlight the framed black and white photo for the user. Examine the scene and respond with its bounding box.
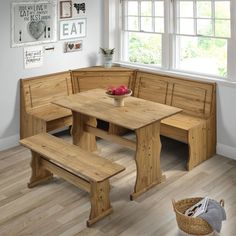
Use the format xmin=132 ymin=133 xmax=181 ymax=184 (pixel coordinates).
xmin=72 ymin=1 xmax=86 ymax=17
xmin=11 ymin=0 xmax=57 ymax=47
xmin=60 ymin=1 xmax=72 ymax=19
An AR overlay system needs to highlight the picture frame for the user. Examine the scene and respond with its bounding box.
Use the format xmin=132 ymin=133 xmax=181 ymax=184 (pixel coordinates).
xmin=59 ymin=18 xmax=86 ymax=40
xmin=64 ymin=40 xmax=83 ymax=53
xmin=60 ymin=0 xmax=72 ymax=19
xmin=11 ymin=0 xmax=57 ymax=47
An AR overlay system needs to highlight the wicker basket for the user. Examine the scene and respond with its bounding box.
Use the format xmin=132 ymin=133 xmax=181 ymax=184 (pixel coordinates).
xmin=172 ymin=197 xmax=224 ymax=236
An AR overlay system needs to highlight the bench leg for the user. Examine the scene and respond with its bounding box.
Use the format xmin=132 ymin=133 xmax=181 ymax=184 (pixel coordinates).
xmin=188 ymin=123 xmax=207 ymax=170
xmin=28 ymin=151 xmax=53 ymax=188
xmin=21 ymin=113 xmax=46 ymax=139
xmin=87 ymin=180 xmax=113 ymax=226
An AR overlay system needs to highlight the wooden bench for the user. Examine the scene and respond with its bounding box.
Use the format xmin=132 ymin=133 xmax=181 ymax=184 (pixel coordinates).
xmin=20 ymin=71 xmax=73 ymax=139
xmin=134 ymin=71 xmax=216 ymax=170
xmin=20 ymin=133 xmax=125 ymax=226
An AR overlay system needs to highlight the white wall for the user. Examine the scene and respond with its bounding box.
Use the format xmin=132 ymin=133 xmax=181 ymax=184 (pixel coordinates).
xmin=0 ymin=0 xmax=104 ymax=150
xmin=217 ymin=84 xmax=236 ymax=160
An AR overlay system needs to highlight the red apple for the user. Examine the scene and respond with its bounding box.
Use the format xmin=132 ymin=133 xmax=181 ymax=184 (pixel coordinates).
xmin=107 ymin=86 xmax=116 ymax=95
xmin=119 ymin=85 xmax=128 ymax=94
xmin=115 ymin=87 xmax=126 ymax=95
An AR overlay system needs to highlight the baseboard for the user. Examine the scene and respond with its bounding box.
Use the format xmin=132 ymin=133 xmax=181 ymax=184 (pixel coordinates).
xmin=217 ymin=143 xmax=236 ymax=160
xmin=0 ymin=134 xmax=20 ymax=151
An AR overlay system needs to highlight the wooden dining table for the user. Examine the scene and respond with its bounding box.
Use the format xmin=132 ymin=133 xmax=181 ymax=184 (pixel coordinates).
xmin=53 ymin=88 xmax=182 ymax=200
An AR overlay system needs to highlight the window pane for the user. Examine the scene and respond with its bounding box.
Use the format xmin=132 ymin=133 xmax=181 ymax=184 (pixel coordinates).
xmin=155 ymin=18 xmax=164 ymax=33
xmin=141 ymin=1 xmax=152 ymax=16
xmin=128 ymin=32 xmax=162 ymax=66
xmin=179 ymin=19 xmax=194 ymax=35
xmin=128 ymin=1 xmax=138 ymax=16
xmin=155 ymin=1 xmax=164 ymax=17
xmin=215 ymin=20 xmax=230 ymax=38
xmin=197 ymin=19 xmax=213 ymax=36
xmin=176 ymin=36 xmax=227 ymax=77
xmin=141 ymin=17 xmax=153 ymax=32
xmin=215 ymin=1 xmax=230 ymax=19
xmin=128 ymin=17 xmax=139 ymax=31
xmin=179 ymin=1 xmax=193 ymax=17
xmin=197 ymin=1 xmax=212 ymax=18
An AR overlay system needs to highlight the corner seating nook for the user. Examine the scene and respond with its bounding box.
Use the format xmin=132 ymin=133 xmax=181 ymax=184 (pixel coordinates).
xmin=20 ymin=66 xmax=216 ymax=170
xmin=20 ymin=133 xmax=125 ymax=226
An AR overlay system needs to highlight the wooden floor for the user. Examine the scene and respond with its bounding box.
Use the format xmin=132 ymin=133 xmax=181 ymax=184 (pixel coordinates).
xmin=0 ymin=131 xmax=235 ymax=236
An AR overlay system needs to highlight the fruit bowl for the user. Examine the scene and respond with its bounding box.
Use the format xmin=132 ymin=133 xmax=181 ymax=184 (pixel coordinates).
xmin=106 ymin=89 xmax=132 ymax=107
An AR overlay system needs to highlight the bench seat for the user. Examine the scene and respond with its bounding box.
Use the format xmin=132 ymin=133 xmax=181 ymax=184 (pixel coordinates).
xmin=20 ymin=133 xmax=125 ymax=226
xmin=29 ymin=104 xmax=72 ymax=121
xmin=162 ymin=113 xmax=205 ymax=131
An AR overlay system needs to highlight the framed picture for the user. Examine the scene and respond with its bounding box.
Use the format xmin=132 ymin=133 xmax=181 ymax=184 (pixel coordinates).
xmin=59 ymin=18 xmax=86 ymax=40
xmin=64 ymin=40 xmax=83 ymax=53
xmin=60 ymin=1 xmax=72 ymax=19
xmin=73 ymin=2 xmax=86 ymax=16
xmin=11 ymin=0 xmax=57 ymax=47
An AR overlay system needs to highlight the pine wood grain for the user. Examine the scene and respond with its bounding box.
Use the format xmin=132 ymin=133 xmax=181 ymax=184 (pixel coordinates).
xmin=134 ymin=71 xmax=216 ymax=170
xmin=20 ymin=133 xmax=125 ymax=183
xmin=19 ymin=133 xmax=125 ymax=226
xmin=53 ymin=88 xmax=182 ymax=131
xmin=53 ymin=89 xmax=182 ymax=199
xmin=20 ymin=72 xmax=73 ymax=139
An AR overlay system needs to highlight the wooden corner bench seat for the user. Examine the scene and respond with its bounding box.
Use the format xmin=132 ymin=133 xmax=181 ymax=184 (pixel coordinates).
xmin=20 ymin=72 xmax=73 ymax=139
xmin=134 ymin=71 xmax=216 ymax=170
xmin=20 ymin=133 xmax=125 ymax=226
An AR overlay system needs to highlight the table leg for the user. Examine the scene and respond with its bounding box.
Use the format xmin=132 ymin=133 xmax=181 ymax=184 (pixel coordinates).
xmin=72 ymin=112 xmax=97 ymax=152
xmin=131 ymin=121 xmax=165 ymax=200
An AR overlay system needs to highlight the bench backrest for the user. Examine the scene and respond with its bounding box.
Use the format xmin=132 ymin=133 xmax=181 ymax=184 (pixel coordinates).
xmin=134 ymin=71 xmax=216 ymax=118
xmin=71 ymin=67 xmax=135 ymax=93
xmin=21 ymin=71 xmax=73 ymax=112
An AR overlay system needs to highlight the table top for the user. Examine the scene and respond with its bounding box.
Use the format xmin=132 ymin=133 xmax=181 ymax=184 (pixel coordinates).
xmin=53 ymin=89 xmax=182 ymax=130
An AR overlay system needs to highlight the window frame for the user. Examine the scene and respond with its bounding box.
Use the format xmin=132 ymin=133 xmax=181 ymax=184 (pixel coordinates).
xmin=118 ymin=0 xmax=235 ymax=81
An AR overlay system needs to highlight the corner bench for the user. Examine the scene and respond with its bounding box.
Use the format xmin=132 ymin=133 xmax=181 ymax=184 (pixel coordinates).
xmin=20 ymin=72 xmax=73 ymax=139
xmin=20 ymin=133 xmax=125 ymax=226
xmin=134 ymin=71 xmax=216 ymax=170
xmin=20 ymin=66 xmax=217 ymax=171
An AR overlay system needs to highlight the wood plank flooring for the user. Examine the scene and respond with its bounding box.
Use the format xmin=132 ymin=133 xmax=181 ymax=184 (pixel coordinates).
xmin=0 ymin=132 xmax=235 ymax=236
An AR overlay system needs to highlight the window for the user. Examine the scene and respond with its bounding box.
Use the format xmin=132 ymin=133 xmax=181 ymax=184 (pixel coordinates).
xmin=122 ymin=0 xmax=164 ymax=66
xmin=121 ymin=0 xmax=231 ymax=78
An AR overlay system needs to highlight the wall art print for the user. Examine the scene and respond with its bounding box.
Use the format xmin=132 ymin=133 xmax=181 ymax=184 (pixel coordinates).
xmin=60 ymin=0 xmax=72 ymax=19
xmin=72 ymin=1 xmax=86 ymax=17
xmin=59 ymin=18 xmax=86 ymax=40
xmin=11 ymin=0 xmax=57 ymax=47
xmin=64 ymin=40 xmax=82 ymax=53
